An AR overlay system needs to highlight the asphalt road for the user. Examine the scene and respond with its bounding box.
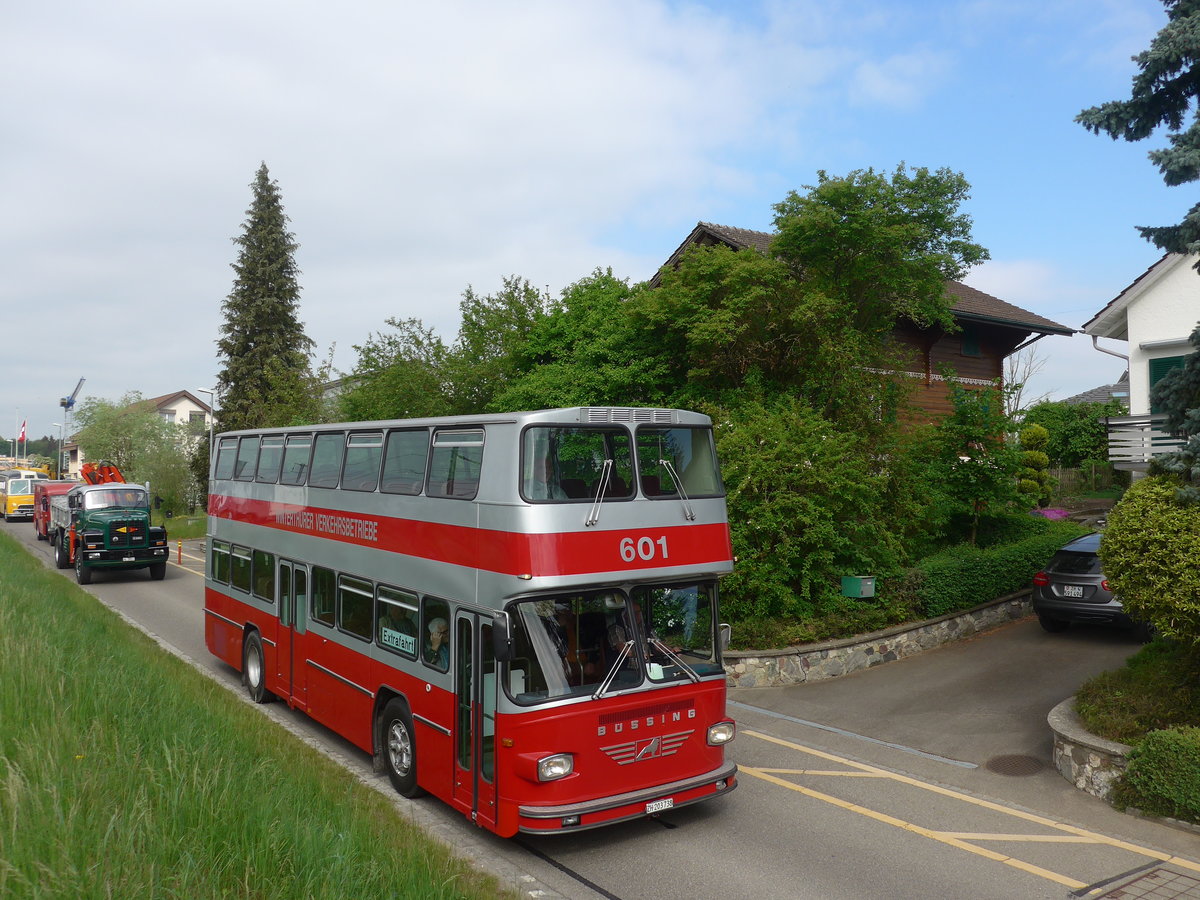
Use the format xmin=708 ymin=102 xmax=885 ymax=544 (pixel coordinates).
xmin=6 ymin=517 xmax=1199 ymax=899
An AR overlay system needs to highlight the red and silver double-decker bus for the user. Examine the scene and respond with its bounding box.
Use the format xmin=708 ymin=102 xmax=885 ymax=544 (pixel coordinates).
xmin=204 ymin=406 xmax=737 ymax=836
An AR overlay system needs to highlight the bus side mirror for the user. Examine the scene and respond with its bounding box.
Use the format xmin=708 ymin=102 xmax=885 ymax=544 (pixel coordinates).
xmin=492 ymin=613 xmax=513 ymax=662
xmin=718 ymin=623 xmax=731 ymax=651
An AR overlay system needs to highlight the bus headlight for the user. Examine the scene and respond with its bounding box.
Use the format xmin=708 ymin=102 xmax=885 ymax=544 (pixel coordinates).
xmin=537 ymin=753 xmax=574 ymax=782
xmin=707 ymin=722 xmax=736 ymax=745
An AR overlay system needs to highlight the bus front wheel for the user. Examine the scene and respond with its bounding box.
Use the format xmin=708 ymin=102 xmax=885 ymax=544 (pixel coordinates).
xmin=381 ymin=699 xmax=424 ymax=798
xmin=243 ymin=631 xmax=274 ymax=704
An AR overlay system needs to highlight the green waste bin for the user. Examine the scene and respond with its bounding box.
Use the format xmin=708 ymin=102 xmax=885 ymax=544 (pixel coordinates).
xmin=840 ymin=575 xmax=876 ymax=598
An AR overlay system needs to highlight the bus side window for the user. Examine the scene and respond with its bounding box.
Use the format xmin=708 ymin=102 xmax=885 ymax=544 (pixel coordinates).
xmin=337 ymin=575 xmax=372 ymax=640
xmin=213 ymin=438 xmax=239 ymax=480
xmin=279 ymin=434 xmax=312 ymax=485
xmin=252 ymin=549 xmax=275 ymax=603
xmin=230 ymin=545 xmax=252 ymax=593
xmin=421 ymin=597 xmax=450 ymax=671
xmin=311 ymin=566 xmax=336 ymax=627
xmin=308 ymin=432 xmax=345 ymax=489
xmin=233 ymin=437 xmax=259 ymax=481
xmin=210 ymin=540 xmax=230 ymax=583
xmin=341 ymin=432 xmax=383 ymax=492
xmin=380 ymin=429 xmax=429 ymax=495
xmin=377 ymin=585 xmax=419 ymax=658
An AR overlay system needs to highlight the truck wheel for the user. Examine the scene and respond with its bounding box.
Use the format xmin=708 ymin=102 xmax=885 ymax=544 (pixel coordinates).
xmin=381 ymin=698 xmax=424 ymax=798
xmin=75 ymin=553 xmax=92 ymax=585
xmin=35 ymin=524 xmax=46 ymax=542
xmin=53 ymin=532 xmax=69 ymax=569
xmin=243 ymin=631 xmax=274 ymax=704
xmin=149 ymin=562 xmax=166 ymax=581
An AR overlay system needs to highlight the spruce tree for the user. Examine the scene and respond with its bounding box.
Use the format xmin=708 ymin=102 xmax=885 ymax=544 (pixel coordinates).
xmin=215 ymin=163 xmax=315 ymax=432
xmin=1077 ymin=1 xmax=1200 ymax=256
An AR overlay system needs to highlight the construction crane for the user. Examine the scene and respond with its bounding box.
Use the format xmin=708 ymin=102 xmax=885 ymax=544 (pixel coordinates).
xmin=60 ymin=378 xmax=85 ymax=411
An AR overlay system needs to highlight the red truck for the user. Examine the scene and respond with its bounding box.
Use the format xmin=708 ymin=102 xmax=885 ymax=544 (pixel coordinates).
xmin=34 ymin=481 xmax=76 ymax=541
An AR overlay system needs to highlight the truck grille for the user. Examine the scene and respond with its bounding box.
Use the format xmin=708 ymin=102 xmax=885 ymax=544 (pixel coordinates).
xmin=109 ymin=520 xmax=148 ymax=547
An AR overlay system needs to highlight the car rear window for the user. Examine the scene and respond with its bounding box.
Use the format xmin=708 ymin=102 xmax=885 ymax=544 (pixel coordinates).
xmin=1050 ymin=551 xmax=1101 ymax=575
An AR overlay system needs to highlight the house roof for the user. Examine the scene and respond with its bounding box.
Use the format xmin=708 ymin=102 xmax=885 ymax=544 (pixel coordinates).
xmin=144 ymin=390 xmax=211 ymax=413
xmin=1082 ymin=251 xmax=1183 ymax=341
xmin=1061 ymin=370 xmax=1130 ymax=406
xmin=651 ymin=222 xmax=1074 ymax=336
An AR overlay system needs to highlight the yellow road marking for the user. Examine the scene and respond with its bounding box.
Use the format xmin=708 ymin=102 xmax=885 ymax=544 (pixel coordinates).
xmin=756 ymin=768 xmax=884 ymax=778
xmin=740 ymin=764 xmax=1087 ymax=889
xmin=741 ymin=729 xmax=1200 ymax=881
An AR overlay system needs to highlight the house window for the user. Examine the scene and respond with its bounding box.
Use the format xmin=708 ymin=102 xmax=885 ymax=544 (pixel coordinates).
xmin=160 ymin=409 xmax=176 ymax=425
xmin=188 ymin=411 xmax=207 ymax=436
xmin=960 ymin=327 xmax=981 ymax=358
xmin=1149 ymin=355 xmax=1186 ymax=414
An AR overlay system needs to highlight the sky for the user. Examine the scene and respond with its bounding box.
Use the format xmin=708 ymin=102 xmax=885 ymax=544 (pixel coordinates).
xmin=1 ymin=0 xmax=1189 ymax=444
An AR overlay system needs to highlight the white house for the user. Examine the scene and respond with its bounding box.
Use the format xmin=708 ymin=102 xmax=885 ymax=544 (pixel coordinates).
xmin=64 ymin=389 xmax=213 ymax=477
xmin=1083 ymin=253 xmax=1198 ymax=469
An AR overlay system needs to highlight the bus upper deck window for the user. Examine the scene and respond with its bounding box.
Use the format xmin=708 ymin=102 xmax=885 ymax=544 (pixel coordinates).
xmin=380 ymin=430 xmax=429 ymax=495
xmin=256 ymin=436 xmax=285 ymax=483
xmin=428 ymin=429 xmax=483 ymax=499
xmin=233 ymin=438 xmax=259 ymax=481
xmin=341 ymin=432 xmax=384 ymax=492
xmin=521 ymin=426 xmax=634 ymax=502
xmin=279 ymin=435 xmax=312 ymax=485
xmin=213 ymin=438 xmax=239 ymax=480
xmin=636 ymin=426 xmax=723 ymax=498
xmin=308 ymin=432 xmax=345 ymax=489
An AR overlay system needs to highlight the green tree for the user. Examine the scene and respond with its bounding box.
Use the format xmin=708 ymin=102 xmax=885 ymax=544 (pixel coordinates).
xmin=73 ymin=393 xmax=197 ymax=511
xmin=1077 ymin=1 xmax=1200 ymax=256
xmin=1021 ymin=398 xmax=1127 ymax=467
xmin=925 ymin=377 xmax=1021 ymax=544
xmin=215 ymin=163 xmax=316 ymax=432
xmin=1017 ymin=423 xmax=1053 ymax=508
xmin=338 ymin=318 xmax=453 ymax=421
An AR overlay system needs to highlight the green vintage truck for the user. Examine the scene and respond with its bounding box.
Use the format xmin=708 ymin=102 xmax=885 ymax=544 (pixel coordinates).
xmin=49 ymin=482 xmax=169 ymax=584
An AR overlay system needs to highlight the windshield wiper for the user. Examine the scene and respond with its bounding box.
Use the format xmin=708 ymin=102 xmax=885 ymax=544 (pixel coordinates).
xmin=585 ymin=458 xmax=613 ymax=527
xmin=658 ymin=458 xmax=695 ymax=520
xmin=592 ymin=639 xmax=634 ymax=699
xmin=648 ymin=637 xmax=700 ymax=683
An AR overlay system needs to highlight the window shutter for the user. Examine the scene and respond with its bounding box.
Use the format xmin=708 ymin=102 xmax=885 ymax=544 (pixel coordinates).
xmin=1149 ymin=355 xmax=1186 ymax=414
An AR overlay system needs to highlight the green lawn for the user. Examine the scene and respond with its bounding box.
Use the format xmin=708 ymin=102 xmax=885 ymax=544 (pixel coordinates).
xmin=0 ymin=532 xmax=515 ymax=899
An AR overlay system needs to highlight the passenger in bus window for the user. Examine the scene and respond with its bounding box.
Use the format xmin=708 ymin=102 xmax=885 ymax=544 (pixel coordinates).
xmin=380 ymin=603 xmax=417 ymax=655
xmin=424 ymin=617 xmax=449 ymax=669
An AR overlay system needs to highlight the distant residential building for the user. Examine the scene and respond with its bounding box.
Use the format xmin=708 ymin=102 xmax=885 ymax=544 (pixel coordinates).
xmin=1083 ymin=253 xmax=1196 ymax=470
xmin=1061 ymin=371 xmax=1129 ymax=407
xmin=64 ymin=389 xmax=213 ymax=477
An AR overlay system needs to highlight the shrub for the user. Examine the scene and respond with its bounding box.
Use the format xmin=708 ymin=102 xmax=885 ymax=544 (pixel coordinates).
xmin=1101 ymin=475 xmax=1200 ymax=646
xmin=1075 ymin=640 xmax=1200 ymax=742
xmin=907 ymin=519 xmax=1087 ymax=617
xmin=1114 ymin=727 xmax=1200 ymax=822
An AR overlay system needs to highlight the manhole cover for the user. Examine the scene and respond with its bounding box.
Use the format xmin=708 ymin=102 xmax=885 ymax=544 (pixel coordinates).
xmin=985 ymin=754 xmax=1046 ymax=776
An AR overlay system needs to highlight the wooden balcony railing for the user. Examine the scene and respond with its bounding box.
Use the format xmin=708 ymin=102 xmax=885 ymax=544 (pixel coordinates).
xmin=1105 ymin=414 xmax=1185 ymax=471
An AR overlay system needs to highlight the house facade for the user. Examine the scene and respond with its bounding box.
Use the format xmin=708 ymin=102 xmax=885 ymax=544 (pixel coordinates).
xmin=1083 ymin=253 xmax=1196 ymax=470
xmin=654 ymin=223 xmax=1074 ymax=423
xmin=64 ymin=390 xmax=213 ymax=477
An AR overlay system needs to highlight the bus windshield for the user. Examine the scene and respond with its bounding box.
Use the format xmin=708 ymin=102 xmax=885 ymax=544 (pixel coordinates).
xmin=521 ymin=426 xmax=634 ymax=502
xmin=505 ymin=582 xmax=722 ymax=705
xmin=636 ymin=426 xmax=724 ymax=498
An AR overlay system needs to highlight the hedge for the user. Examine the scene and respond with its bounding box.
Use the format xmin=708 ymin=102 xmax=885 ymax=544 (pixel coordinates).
xmin=885 ymin=520 xmax=1088 ymax=619
xmin=1115 ymin=727 xmax=1200 ymax=823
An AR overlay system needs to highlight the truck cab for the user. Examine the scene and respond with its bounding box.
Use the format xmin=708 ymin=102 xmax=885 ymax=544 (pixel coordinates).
xmin=49 ymin=483 xmax=168 ymax=584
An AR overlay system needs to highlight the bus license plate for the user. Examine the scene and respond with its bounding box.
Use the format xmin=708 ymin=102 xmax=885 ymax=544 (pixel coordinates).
xmin=1062 ymin=585 xmax=1083 ymax=598
xmin=646 ymin=798 xmax=674 ymax=814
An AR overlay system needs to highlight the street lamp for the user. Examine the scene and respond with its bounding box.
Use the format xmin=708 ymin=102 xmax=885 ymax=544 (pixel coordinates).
xmin=195 ymin=388 xmax=218 ymax=460
xmin=50 ymin=423 xmax=63 ymax=478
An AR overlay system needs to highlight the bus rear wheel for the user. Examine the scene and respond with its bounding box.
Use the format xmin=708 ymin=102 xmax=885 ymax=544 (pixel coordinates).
xmin=243 ymin=631 xmax=274 ymax=704
xmin=381 ymin=699 xmax=424 ymax=798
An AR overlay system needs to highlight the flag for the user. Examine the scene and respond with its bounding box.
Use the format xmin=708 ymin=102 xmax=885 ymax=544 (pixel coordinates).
xmin=18 ymin=420 xmax=25 ymax=442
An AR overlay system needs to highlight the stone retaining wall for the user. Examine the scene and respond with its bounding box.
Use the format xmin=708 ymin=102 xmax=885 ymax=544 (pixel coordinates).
xmin=1048 ymin=697 xmax=1130 ymax=801
xmin=724 ymin=590 xmax=1032 ymax=688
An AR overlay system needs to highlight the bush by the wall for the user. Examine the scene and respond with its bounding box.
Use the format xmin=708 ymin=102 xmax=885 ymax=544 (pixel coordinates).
xmin=1114 ymin=727 xmax=1200 ymax=823
xmin=905 ymin=519 xmax=1087 ymax=618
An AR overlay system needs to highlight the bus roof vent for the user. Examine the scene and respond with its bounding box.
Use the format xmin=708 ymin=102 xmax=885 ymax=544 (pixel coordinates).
xmin=580 ymin=407 xmax=676 ymax=424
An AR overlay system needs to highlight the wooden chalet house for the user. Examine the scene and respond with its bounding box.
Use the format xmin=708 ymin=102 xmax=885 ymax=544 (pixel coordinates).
xmin=653 ymin=223 xmax=1074 ymax=422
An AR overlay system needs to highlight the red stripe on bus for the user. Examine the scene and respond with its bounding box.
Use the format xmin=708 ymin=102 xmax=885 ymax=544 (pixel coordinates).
xmin=208 ymin=494 xmax=733 ymax=577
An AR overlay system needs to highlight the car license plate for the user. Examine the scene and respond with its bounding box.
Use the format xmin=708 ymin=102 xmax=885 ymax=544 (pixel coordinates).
xmin=1062 ymin=585 xmax=1083 ymax=598
xmin=646 ymin=798 xmax=674 ymax=814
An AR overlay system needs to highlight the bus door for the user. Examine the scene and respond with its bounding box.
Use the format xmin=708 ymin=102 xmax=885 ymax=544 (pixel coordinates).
xmin=452 ymin=611 xmax=497 ymax=830
xmin=276 ymin=560 xmax=309 ymax=709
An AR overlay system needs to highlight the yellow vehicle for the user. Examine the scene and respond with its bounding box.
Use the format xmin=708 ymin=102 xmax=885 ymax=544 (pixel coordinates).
xmin=0 ymin=476 xmax=37 ymax=520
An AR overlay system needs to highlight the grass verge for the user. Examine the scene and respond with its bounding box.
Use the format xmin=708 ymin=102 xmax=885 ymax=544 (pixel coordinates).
xmin=1074 ymin=639 xmax=1200 ymax=744
xmin=0 ymin=532 xmax=514 ymax=899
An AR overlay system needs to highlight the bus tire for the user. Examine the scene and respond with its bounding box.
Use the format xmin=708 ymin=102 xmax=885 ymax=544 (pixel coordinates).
xmin=149 ymin=562 xmax=166 ymax=581
xmin=75 ymin=554 xmax=92 ymax=585
xmin=381 ymin=699 xmax=424 ymax=798
xmin=243 ymin=631 xmax=274 ymax=704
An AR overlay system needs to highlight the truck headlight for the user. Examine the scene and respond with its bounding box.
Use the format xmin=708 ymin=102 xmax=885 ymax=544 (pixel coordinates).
xmin=537 ymin=753 xmax=574 ymax=782
xmin=707 ymin=722 xmax=736 ymax=745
